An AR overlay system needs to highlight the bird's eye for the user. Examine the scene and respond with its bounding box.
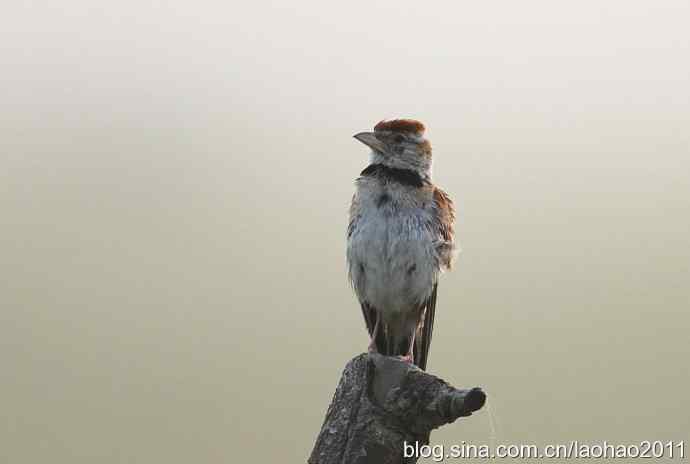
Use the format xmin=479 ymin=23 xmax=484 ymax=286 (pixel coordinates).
xmin=394 ymin=134 xmax=405 ymax=143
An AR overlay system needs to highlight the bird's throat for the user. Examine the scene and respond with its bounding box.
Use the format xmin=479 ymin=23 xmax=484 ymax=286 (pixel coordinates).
xmin=360 ymin=163 xmax=427 ymax=188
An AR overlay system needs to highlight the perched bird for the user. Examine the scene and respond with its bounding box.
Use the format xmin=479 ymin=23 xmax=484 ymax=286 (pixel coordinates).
xmin=347 ymin=119 xmax=456 ymax=371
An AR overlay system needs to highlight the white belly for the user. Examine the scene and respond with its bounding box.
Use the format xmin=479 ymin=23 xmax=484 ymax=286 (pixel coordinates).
xmin=347 ymin=205 xmax=438 ymax=319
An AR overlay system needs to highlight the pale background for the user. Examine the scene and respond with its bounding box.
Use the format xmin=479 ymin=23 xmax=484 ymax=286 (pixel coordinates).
xmin=2 ymin=1 xmax=689 ymax=462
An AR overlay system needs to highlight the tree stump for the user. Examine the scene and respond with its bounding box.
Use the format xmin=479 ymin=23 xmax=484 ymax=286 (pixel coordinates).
xmin=309 ymin=353 xmax=486 ymax=464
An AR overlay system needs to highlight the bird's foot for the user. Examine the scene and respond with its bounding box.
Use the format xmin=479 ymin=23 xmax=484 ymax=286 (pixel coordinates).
xmin=399 ymin=354 xmax=414 ymax=364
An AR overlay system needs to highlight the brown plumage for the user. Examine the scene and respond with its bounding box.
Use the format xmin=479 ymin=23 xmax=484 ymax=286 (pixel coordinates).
xmin=374 ymin=119 xmax=426 ymax=135
xmin=431 ymin=187 xmax=456 ymax=269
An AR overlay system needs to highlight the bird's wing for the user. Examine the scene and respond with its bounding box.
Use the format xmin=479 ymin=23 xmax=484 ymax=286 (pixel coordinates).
xmin=414 ymin=187 xmax=456 ymax=370
xmin=430 ymin=186 xmax=456 ymax=270
xmin=348 ymin=192 xmax=374 ymax=339
xmin=414 ymin=284 xmax=437 ymax=371
xmin=347 ymin=192 xmax=360 ymax=240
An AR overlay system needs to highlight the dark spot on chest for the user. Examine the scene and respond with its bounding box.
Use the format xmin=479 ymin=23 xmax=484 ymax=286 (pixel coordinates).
xmin=407 ymin=264 xmax=416 ymax=275
xmin=376 ymin=193 xmax=391 ymax=208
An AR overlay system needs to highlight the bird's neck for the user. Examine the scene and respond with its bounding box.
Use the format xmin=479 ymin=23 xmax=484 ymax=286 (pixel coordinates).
xmin=368 ymin=152 xmax=432 ymax=183
xmin=360 ymin=163 xmax=430 ymax=188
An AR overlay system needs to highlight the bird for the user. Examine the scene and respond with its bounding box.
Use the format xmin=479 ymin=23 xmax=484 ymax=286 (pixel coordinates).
xmin=347 ymin=119 xmax=456 ymax=371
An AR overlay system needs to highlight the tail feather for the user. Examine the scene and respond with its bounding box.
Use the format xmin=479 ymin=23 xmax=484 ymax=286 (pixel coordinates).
xmin=414 ymin=283 xmax=438 ymax=371
xmin=360 ymin=283 xmax=438 ymax=371
xmin=360 ymin=303 xmax=387 ymax=353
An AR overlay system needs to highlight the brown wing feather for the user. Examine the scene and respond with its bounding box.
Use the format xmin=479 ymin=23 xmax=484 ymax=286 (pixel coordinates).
xmin=414 ymin=187 xmax=455 ymax=370
xmin=414 ymin=284 xmax=437 ymax=371
xmin=432 ymin=186 xmax=456 ymax=269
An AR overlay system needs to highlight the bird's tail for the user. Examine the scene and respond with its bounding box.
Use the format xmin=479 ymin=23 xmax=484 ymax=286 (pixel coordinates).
xmin=361 ymin=285 xmax=437 ymax=371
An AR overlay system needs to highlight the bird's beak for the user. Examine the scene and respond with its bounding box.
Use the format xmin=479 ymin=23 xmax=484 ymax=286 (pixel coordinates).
xmin=353 ymin=132 xmax=386 ymax=153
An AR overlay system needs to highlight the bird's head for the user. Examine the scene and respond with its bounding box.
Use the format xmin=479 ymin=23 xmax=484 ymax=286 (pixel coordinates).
xmin=354 ymin=119 xmax=432 ymax=178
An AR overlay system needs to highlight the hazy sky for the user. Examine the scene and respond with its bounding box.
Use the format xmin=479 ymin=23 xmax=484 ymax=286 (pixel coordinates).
xmin=2 ymin=1 xmax=689 ymax=462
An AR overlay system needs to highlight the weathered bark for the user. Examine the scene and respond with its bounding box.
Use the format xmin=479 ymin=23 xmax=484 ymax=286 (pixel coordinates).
xmin=309 ymin=353 xmax=486 ymax=464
